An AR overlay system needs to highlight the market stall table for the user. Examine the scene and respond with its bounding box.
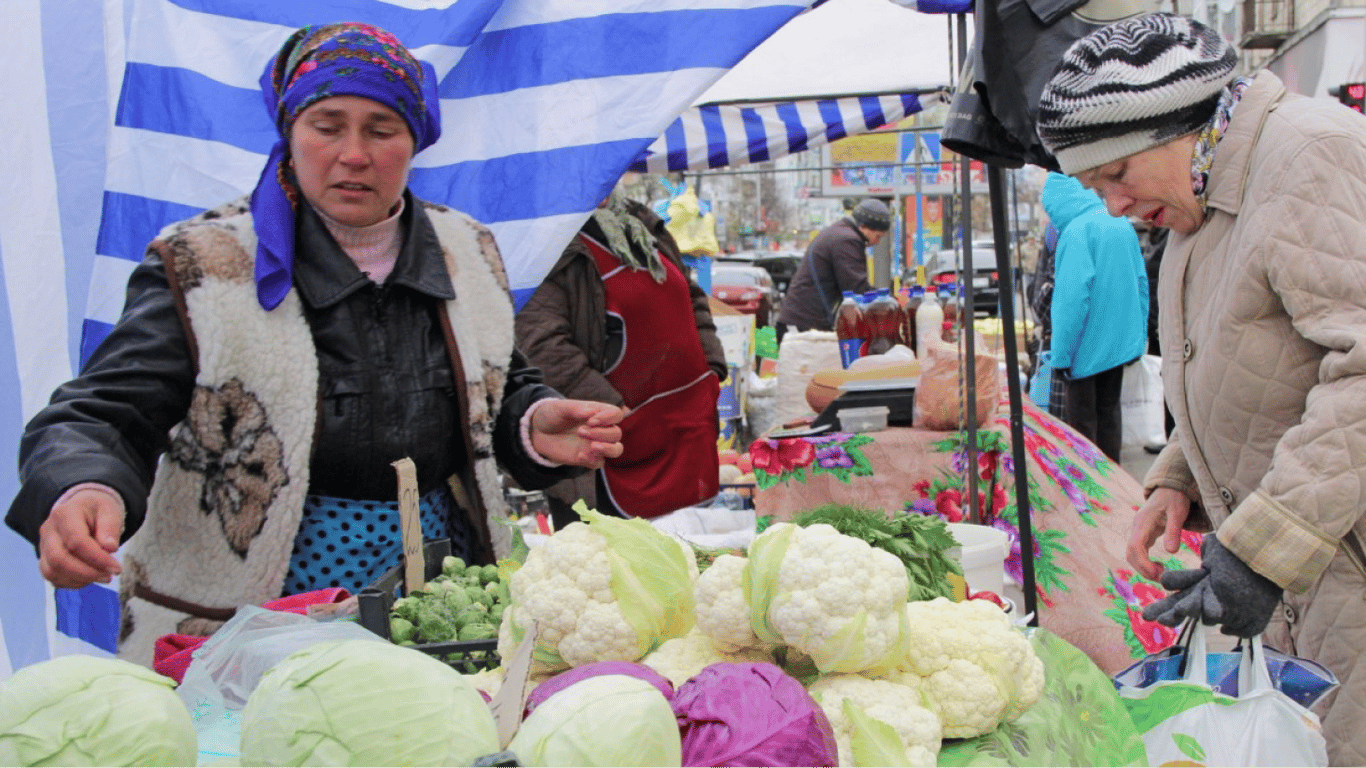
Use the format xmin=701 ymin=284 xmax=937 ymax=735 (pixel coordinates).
xmin=752 ymin=399 xmax=1199 ymax=676
xmin=178 ymin=619 xmax=1146 ymax=767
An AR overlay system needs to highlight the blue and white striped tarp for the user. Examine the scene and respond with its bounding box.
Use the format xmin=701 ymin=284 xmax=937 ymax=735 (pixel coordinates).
xmin=3 ymin=0 xmax=825 ymax=674
xmin=629 ymin=91 xmax=947 ymax=173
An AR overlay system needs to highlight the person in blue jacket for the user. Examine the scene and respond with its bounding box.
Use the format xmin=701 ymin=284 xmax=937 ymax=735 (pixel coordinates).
xmin=1041 ymin=171 xmax=1148 ymax=461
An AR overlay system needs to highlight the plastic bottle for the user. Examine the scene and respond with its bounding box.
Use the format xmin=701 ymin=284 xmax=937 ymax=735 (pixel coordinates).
xmin=939 ymin=282 xmax=960 ymax=331
xmin=865 ymin=288 xmax=901 ymax=356
xmin=860 ymin=290 xmax=879 ymax=357
xmin=834 ymin=290 xmax=865 ymax=369
xmin=903 ymin=284 xmax=925 ymax=355
xmin=915 ymin=286 xmax=944 ymax=355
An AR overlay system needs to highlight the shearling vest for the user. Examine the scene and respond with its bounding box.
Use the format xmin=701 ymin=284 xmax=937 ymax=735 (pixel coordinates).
xmin=116 ymin=196 xmax=516 ymax=666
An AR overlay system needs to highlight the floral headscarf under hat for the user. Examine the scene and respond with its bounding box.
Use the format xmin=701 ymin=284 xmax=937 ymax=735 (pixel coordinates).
xmin=249 ymin=22 xmax=442 ymax=310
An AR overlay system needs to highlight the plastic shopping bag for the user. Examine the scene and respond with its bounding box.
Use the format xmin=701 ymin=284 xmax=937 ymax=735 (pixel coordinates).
xmin=1120 ymin=354 xmax=1165 ymax=449
xmin=1113 ymin=623 xmax=1339 ymax=709
xmin=1029 ymin=351 xmax=1054 ymax=408
xmin=1118 ymin=627 xmax=1328 ymax=766
xmin=177 ymin=605 xmax=384 ymax=764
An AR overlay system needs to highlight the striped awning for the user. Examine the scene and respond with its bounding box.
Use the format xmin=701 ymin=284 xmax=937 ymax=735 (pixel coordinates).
xmin=630 ymin=90 xmax=948 ymax=173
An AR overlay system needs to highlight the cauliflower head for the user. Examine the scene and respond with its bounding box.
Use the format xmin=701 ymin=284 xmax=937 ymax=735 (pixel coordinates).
xmin=694 ymin=554 xmax=766 ymax=653
xmin=808 ymin=674 xmax=941 ymax=767
xmin=750 ymin=523 xmax=910 ymax=674
xmin=498 ymin=513 xmax=695 ymax=669
xmin=898 ymin=597 xmax=1045 ymax=736
xmin=919 ymin=658 xmax=1008 ymax=738
xmin=642 ymin=628 xmax=774 ymax=688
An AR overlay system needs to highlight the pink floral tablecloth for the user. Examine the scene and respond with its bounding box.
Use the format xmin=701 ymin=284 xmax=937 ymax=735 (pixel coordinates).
xmin=752 ymin=399 xmax=1199 ymax=675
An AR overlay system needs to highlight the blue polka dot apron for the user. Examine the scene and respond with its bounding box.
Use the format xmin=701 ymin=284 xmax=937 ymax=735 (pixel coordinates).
xmin=284 ymin=483 xmax=473 ymax=595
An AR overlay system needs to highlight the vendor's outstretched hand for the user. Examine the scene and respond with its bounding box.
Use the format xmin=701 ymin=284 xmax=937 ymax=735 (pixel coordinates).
xmin=1141 ymin=533 xmax=1282 ymax=638
xmin=530 ymin=399 xmax=626 ymax=469
xmin=39 ymin=487 xmax=125 ymax=589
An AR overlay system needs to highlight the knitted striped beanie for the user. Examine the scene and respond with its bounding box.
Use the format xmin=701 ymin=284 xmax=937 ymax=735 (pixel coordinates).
xmin=1037 ymin=14 xmax=1237 ymax=174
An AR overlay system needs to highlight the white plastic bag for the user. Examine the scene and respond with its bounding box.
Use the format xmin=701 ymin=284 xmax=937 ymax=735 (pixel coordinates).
xmin=1119 ymin=628 xmax=1328 ymax=766
xmin=774 ymin=330 xmax=841 ymax=425
xmin=1121 ymin=354 xmax=1165 ymax=449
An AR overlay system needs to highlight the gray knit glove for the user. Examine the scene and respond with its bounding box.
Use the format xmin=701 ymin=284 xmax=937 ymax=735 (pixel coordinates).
xmin=1141 ymin=533 xmax=1283 ymax=638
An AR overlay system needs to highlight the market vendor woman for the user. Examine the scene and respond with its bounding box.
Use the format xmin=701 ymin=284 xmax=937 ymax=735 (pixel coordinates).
xmin=4 ymin=23 xmax=624 ymax=666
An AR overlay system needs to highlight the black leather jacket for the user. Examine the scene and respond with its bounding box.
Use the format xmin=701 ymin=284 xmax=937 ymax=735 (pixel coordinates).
xmin=7 ymin=195 xmax=576 ymax=554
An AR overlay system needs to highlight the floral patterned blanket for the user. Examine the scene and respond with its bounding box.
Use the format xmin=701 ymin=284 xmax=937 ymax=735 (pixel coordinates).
xmin=752 ymin=400 xmax=1199 ymax=675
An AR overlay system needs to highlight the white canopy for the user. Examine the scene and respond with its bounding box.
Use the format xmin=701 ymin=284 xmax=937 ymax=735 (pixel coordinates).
xmin=695 ymin=0 xmax=960 ymax=105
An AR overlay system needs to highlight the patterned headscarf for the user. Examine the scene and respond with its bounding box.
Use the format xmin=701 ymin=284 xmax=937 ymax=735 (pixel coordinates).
xmin=250 ymin=22 xmax=441 ymax=310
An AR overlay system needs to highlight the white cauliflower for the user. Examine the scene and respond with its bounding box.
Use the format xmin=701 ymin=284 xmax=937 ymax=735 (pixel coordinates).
xmin=898 ymin=597 xmax=1045 ymax=737
xmin=919 ymin=659 xmax=1008 ymax=738
xmin=497 ymin=514 xmax=696 ymax=670
xmin=874 ymin=668 xmax=925 ymax=700
xmin=641 ymin=628 xmax=774 ymax=688
xmin=808 ymin=674 xmax=941 ymax=767
xmin=750 ymin=523 xmax=910 ymax=674
xmin=694 ymin=554 xmax=766 ymax=652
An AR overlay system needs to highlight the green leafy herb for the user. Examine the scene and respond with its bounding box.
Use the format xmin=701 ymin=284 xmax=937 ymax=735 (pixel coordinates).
xmin=789 ymin=504 xmax=962 ymax=601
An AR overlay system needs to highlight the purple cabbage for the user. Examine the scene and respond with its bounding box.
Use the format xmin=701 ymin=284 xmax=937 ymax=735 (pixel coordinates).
xmin=673 ymin=663 xmax=838 ymax=767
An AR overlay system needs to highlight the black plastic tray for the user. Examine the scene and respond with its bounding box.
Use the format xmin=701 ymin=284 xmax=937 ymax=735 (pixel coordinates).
xmin=357 ymin=538 xmax=500 ymax=672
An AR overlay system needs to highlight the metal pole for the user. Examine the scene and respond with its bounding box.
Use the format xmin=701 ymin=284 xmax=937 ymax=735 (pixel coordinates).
xmin=988 ymin=162 xmax=1038 ymax=624
xmin=914 ymin=134 xmax=925 ymax=277
xmin=955 ymin=11 xmax=981 ymax=526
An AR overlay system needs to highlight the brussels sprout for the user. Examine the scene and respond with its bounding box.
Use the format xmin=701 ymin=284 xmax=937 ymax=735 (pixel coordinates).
xmin=442 ymin=555 xmax=468 ymax=579
xmin=443 ymin=585 xmax=473 ymax=613
xmin=465 ymin=585 xmax=492 ymax=608
xmin=455 ymin=604 xmax=489 ymax=629
xmin=479 ymin=564 xmax=501 ymax=585
xmin=459 ymin=623 xmax=498 ymax=641
xmin=391 ymin=596 xmax=420 ymax=623
xmin=416 ymin=600 xmax=459 ymax=642
xmin=390 ymin=617 xmax=416 ymax=644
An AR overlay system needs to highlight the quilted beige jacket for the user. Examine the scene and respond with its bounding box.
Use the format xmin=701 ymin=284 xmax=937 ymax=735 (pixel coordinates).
xmin=1144 ymin=70 xmax=1366 ymax=765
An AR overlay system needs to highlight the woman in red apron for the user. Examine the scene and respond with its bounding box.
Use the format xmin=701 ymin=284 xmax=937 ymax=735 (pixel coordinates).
xmin=579 ymin=231 xmax=720 ymax=517
xmin=515 ymin=193 xmax=725 ymax=523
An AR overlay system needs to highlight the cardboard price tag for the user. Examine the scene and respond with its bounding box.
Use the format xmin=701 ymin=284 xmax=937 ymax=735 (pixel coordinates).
xmin=391 ymin=458 xmax=424 ymax=596
xmin=490 ymin=621 xmax=538 ymax=749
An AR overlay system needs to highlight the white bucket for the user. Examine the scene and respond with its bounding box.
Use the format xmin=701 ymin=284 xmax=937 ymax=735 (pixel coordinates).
xmin=946 ymin=523 xmax=1008 ymax=597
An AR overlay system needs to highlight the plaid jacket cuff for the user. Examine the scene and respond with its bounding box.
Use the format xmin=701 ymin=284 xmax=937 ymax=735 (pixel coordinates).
xmin=1221 ymin=489 xmax=1336 ymax=593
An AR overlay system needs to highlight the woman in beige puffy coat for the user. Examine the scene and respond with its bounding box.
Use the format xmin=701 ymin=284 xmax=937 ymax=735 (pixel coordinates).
xmin=1037 ymin=14 xmax=1366 ymax=765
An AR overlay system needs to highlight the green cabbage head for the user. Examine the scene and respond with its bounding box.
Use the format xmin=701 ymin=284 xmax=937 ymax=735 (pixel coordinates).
xmin=509 ymin=674 xmax=681 ymax=767
xmin=239 ymin=639 xmax=498 ymax=766
xmin=0 ymin=655 xmax=197 ymax=766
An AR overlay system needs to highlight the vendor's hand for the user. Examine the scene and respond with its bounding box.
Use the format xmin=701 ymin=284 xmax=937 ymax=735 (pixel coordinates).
xmin=531 ymin=399 xmax=626 ymax=469
xmin=1141 ymin=533 xmax=1282 ymax=638
xmin=38 ymin=487 xmax=125 ymax=589
xmin=1126 ymin=487 xmax=1192 ymax=581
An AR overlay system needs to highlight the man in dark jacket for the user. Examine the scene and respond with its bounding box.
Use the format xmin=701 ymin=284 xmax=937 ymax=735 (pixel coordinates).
xmin=775 ymin=199 xmax=890 ymax=343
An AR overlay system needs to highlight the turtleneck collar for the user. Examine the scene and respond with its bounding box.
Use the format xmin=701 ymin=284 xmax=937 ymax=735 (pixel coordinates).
xmin=312 ymin=196 xmax=406 ymax=284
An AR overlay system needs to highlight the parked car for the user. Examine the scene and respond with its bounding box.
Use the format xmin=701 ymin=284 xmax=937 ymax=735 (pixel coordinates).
xmin=752 ymin=250 xmax=802 ymax=295
xmin=718 ymin=249 xmax=802 ymax=296
xmin=711 ymin=263 xmax=778 ymax=327
xmin=916 ymin=247 xmax=1002 ymax=317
